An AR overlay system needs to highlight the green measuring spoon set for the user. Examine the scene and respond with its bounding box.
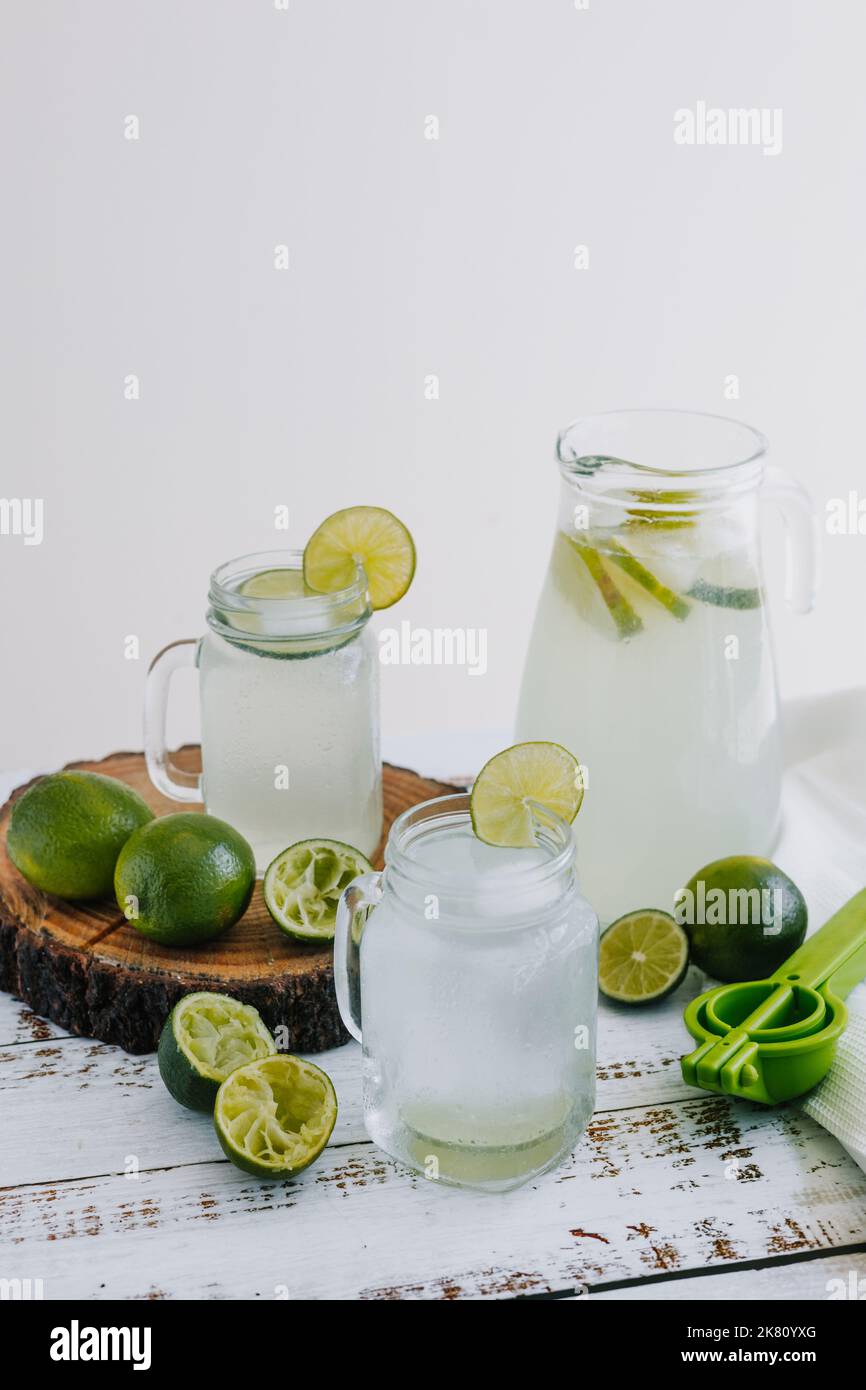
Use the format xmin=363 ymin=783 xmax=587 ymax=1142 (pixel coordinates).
xmin=681 ymin=887 xmax=866 ymax=1105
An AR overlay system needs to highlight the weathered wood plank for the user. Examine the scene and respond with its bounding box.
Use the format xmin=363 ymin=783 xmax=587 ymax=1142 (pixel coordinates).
xmin=0 ymin=1038 xmax=366 ymax=1186
xmin=2 ymin=953 xmax=863 ymax=1301
xmin=2 ymin=1093 xmax=863 ymax=1300
xmin=0 ymin=972 xmax=707 ymax=1188
xmin=575 ymin=1251 xmax=866 ymax=1301
xmin=0 ymin=991 xmax=67 ymax=1047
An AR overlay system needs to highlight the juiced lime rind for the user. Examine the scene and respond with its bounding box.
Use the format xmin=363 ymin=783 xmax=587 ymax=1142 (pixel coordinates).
xmin=303 ymin=506 xmax=415 ymax=610
xmin=599 ymin=909 xmax=690 ymax=1005
xmin=469 ymin=741 xmax=584 ymax=848
xmin=214 ymin=1054 xmax=338 ymax=1178
xmin=7 ymin=770 xmax=154 ymax=901
xmin=263 ymin=839 xmax=373 ymax=942
xmin=158 ymin=992 xmax=276 ymax=1112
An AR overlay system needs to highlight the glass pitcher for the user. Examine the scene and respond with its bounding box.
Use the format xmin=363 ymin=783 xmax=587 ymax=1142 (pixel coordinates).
xmin=334 ymin=792 xmax=598 ymax=1193
xmin=516 ymin=410 xmax=817 ymax=926
xmin=144 ymin=550 xmax=382 ymax=872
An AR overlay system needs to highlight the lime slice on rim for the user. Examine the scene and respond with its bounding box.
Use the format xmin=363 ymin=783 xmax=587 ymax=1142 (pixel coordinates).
xmin=469 ymin=742 xmax=584 ymax=848
xmin=158 ymin=992 xmax=276 ymax=1113
xmin=215 ymin=1054 xmax=338 ymax=1178
xmin=599 ymin=910 xmax=689 ymax=1005
xmin=303 ymin=506 xmax=416 ymax=610
xmin=263 ymin=839 xmax=373 ymax=943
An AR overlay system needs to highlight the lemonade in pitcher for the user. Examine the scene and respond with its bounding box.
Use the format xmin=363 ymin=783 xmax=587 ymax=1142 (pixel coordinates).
xmin=516 ymin=412 xmax=817 ymax=925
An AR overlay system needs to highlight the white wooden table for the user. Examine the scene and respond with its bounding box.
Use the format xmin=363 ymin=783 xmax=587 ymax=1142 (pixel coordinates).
xmin=3 ymin=973 xmax=866 ymax=1300
xmin=2 ymin=743 xmax=866 ymax=1301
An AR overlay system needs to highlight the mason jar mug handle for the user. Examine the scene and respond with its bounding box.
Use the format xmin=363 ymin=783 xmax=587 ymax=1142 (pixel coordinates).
xmin=761 ymin=465 xmax=820 ymax=615
xmin=144 ymin=639 xmax=203 ymax=803
xmin=334 ymin=871 xmax=384 ymax=1043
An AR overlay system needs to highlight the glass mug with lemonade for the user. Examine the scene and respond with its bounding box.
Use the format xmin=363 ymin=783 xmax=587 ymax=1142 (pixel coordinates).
xmin=144 ymin=509 xmax=416 ymax=872
xmin=335 ymin=745 xmax=598 ymax=1193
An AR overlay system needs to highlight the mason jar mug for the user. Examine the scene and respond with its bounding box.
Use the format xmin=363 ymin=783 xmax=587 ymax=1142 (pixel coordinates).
xmin=144 ymin=550 xmax=382 ymax=872
xmin=335 ymin=792 xmax=598 ymax=1193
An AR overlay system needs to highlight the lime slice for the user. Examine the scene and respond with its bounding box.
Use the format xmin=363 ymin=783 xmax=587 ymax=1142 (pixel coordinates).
xmin=599 ymin=910 xmax=689 ymax=1005
xmin=214 ymin=1054 xmax=337 ymax=1178
xmin=566 ymin=537 xmax=643 ymax=639
xmin=624 ymin=488 xmax=701 ymax=530
xmin=604 ymin=538 xmax=690 ymax=621
xmin=470 ymin=742 xmax=584 ymax=848
xmin=687 ymin=578 xmax=761 ymax=611
xmin=263 ymin=838 xmax=373 ymax=943
xmin=238 ymin=568 xmax=311 ymax=599
xmin=303 ymin=506 xmax=416 ymax=610
xmin=158 ymin=992 xmax=276 ymax=1112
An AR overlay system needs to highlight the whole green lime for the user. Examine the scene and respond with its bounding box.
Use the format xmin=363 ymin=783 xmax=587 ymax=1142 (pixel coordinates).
xmin=675 ymin=855 xmax=807 ymax=983
xmin=7 ymin=770 xmax=154 ymax=900
xmin=115 ymin=813 xmax=255 ymax=948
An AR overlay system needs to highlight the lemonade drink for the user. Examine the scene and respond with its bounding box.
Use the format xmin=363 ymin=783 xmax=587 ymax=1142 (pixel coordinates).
xmin=515 ymin=413 xmax=797 ymax=926
xmin=517 ymin=523 xmax=781 ymax=924
xmin=145 ymin=551 xmax=382 ymax=872
xmin=200 ymin=555 xmax=381 ymax=870
xmin=336 ymin=794 xmax=598 ymax=1193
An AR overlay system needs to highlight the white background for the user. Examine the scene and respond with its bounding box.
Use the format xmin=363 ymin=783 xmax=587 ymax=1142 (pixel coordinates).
xmin=2 ymin=0 xmax=864 ymax=770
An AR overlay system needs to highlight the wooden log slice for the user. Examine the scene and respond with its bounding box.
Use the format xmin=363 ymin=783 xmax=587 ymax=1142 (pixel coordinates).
xmin=0 ymin=749 xmax=462 ymax=1055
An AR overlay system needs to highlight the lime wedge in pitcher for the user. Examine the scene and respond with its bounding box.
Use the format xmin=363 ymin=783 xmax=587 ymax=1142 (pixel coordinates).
xmin=158 ymin=992 xmax=276 ymax=1112
xmin=215 ymin=1055 xmax=338 ymax=1178
xmin=264 ymin=838 xmax=373 ymax=943
xmin=303 ymin=506 xmax=416 ymax=610
xmin=470 ymin=742 xmax=584 ymax=848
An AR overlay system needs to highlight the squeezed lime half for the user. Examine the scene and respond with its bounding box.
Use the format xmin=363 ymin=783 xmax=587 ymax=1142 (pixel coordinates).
xmin=158 ymin=992 xmax=276 ymax=1112
xmin=214 ymin=1055 xmax=338 ymax=1178
xmin=263 ymin=838 xmax=373 ymax=943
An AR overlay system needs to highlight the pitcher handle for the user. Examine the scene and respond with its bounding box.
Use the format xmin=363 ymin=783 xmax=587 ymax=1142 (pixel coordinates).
xmin=144 ymin=639 xmax=203 ymax=802
xmin=762 ymin=464 xmax=819 ymax=614
xmin=334 ymin=871 xmax=384 ymax=1043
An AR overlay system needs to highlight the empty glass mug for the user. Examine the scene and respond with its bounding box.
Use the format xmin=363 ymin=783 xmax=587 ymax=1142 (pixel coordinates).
xmin=335 ymin=793 xmax=598 ymax=1193
xmin=516 ymin=410 xmax=818 ymax=924
xmin=144 ymin=550 xmax=382 ymax=871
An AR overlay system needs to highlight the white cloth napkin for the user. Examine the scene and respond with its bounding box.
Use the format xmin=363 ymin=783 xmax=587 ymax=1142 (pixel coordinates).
xmin=801 ymin=1009 xmax=866 ymax=1165
xmin=777 ymin=688 xmax=866 ymax=1170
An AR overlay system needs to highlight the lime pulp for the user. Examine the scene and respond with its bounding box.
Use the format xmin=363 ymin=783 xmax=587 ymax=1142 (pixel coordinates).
xmin=214 ymin=1055 xmax=337 ymax=1178
xmin=263 ymin=838 xmax=373 ymax=942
